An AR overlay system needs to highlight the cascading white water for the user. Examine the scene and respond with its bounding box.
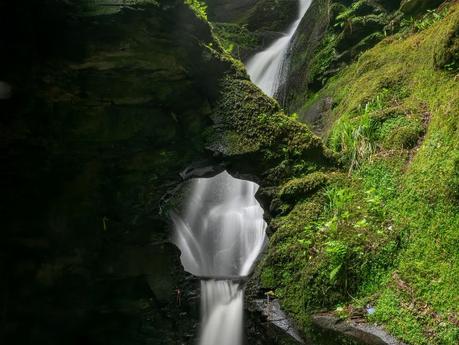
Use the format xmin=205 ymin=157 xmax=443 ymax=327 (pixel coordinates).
xmin=245 ymin=0 xmax=312 ymax=97
xmin=171 ymin=171 xmax=267 ymax=345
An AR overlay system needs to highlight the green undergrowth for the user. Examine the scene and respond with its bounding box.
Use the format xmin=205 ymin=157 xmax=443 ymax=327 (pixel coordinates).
xmin=260 ymin=3 xmax=459 ymax=344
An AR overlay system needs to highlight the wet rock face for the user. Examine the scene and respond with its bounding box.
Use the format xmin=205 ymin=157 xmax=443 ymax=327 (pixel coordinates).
xmin=206 ymin=0 xmax=259 ymax=22
xmin=207 ymin=0 xmax=298 ymax=33
xmin=275 ymin=0 xmax=330 ymax=111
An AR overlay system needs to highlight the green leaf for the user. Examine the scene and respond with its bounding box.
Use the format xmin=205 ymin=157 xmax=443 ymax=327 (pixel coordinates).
xmin=329 ymin=264 xmax=342 ymax=282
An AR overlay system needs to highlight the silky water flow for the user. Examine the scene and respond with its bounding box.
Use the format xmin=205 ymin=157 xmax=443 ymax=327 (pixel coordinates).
xmin=171 ymin=171 xmax=267 ymax=345
xmin=245 ymin=0 xmax=312 ymax=97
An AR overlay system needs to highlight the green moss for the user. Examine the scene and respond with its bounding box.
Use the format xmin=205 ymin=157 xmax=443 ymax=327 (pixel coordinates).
xmin=370 ymin=289 xmax=428 ymax=344
xmin=308 ymin=32 xmax=338 ymax=87
xmin=432 ymin=7 xmax=459 ymax=72
xmin=279 ymin=172 xmax=330 ymax=202
xmin=378 ymin=116 xmax=424 ymax=149
xmin=210 ymin=76 xmax=334 ymax=181
xmin=184 ymin=0 xmax=207 ymax=20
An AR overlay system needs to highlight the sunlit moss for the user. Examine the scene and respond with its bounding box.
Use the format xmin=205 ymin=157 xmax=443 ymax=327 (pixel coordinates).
xmin=262 ymin=3 xmax=459 ymax=343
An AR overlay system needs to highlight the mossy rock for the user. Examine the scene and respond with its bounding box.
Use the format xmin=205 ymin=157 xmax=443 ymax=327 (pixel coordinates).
xmin=207 ymin=0 xmax=297 ymax=33
xmin=279 ymin=172 xmax=330 ymax=202
xmin=400 ymin=0 xmax=444 ymax=16
xmin=433 ymin=11 xmax=459 ymax=71
xmin=379 ymin=116 xmax=424 ymax=149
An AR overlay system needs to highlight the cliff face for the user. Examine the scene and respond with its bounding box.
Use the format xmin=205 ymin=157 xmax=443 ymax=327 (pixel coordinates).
xmin=0 ymin=1 xmax=330 ymax=344
xmin=206 ymin=0 xmax=299 ymax=60
xmin=206 ymin=0 xmax=298 ymax=32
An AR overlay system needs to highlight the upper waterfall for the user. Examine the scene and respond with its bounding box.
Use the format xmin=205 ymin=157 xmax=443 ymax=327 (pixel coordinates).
xmin=245 ymin=0 xmax=312 ymax=97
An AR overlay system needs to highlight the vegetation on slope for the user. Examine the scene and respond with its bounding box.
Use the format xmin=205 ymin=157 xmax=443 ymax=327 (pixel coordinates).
xmin=259 ymin=2 xmax=459 ymax=344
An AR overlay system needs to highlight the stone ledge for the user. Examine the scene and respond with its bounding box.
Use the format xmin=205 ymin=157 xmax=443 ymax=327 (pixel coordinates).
xmin=312 ymin=314 xmax=406 ymax=345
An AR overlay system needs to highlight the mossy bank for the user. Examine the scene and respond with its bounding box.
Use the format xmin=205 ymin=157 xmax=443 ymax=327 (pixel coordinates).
xmin=257 ymin=1 xmax=459 ymax=344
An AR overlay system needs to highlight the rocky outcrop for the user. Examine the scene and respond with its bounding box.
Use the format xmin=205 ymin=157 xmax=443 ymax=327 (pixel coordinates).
xmin=206 ymin=0 xmax=299 ymax=61
xmin=276 ymin=0 xmax=331 ymax=111
xmin=277 ymin=0 xmax=401 ymax=114
xmin=312 ymin=315 xmax=407 ymax=345
xmin=206 ymin=0 xmax=298 ymax=32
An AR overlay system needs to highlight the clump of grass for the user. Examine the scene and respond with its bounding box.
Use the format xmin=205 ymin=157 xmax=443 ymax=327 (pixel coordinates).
xmin=400 ymin=8 xmax=450 ymax=33
xmin=328 ymin=89 xmax=390 ymax=172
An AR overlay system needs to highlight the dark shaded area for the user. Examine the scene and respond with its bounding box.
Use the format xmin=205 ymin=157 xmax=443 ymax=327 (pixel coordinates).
xmin=206 ymin=0 xmax=298 ymax=33
xmin=0 ymin=2 xmax=218 ymax=344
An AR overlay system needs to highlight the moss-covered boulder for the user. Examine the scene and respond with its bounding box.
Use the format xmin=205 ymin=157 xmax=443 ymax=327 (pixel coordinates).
xmin=433 ymin=10 xmax=459 ymax=71
xmin=279 ymin=172 xmax=330 ymax=202
xmin=400 ymin=0 xmax=444 ymax=15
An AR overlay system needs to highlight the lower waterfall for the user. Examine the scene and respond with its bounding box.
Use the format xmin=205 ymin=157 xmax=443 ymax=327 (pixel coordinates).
xmin=171 ymin=171 xmax=267 ymax=345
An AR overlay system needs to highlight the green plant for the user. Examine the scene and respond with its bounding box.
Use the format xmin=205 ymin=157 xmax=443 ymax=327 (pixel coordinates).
xmin=401 ymin=9 xmax=448 ymax=33
xmin=328 ymin=112 xmax=378 ymax=172
xmin=184 ymin=0 xmax=207 ymax=20
xmin=325 ymin=240 xmax=348 ymax=282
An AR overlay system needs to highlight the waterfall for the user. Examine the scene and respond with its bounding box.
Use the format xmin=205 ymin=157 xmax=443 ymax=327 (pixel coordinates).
xmin=245 ymin=0 xmax=312 ymax=97
xmin=171 ymin=171 xmax=267 ymax=345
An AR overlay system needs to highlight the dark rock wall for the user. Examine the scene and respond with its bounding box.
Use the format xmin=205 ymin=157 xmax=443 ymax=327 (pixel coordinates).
xmin=1 ymin=2 xmax=219 ymax=344
xmin=206 ymin=0 xmax=299 ymax=61
xmin=207 ymin=0 xmax=298 ymax=32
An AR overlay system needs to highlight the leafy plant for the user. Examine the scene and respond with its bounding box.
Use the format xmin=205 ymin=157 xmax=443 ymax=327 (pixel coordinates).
xmin=325 ymin=240 xmax=348 ymax=282
xmin=184 ymin=0 xmax=207 ymax=20
xmin=400 ymin=9 xmax=448 ymax=33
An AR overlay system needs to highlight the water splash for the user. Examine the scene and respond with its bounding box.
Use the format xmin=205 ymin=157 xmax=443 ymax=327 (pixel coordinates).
xmin=245 ymin=0 xmax=312 ymax=97
xmin=171 ymin=171 xmax=267 ymax=345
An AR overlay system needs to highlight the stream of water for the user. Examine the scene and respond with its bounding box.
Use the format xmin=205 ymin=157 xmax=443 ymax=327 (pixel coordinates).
xmin=245 ymin=0 xmax=312 ymax=97
xmin=171 ymin=4 xmax=314 ymax=343
xmin=171 ymin=171 xmax=267 ymax=345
